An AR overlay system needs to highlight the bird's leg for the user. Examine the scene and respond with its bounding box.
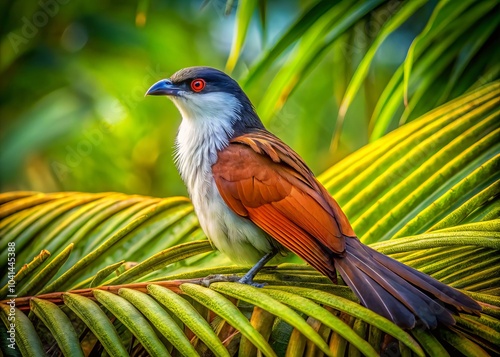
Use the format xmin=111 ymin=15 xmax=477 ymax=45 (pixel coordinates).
xmin=201 ymin=249 xmax=278 ymax=288
xmin=238 ymin=249 xmax=278 ymax=287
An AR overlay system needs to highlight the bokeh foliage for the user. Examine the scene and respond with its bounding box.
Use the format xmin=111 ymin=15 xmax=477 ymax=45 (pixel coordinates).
xmin=3 ymin=0 xmax=497 ymax=198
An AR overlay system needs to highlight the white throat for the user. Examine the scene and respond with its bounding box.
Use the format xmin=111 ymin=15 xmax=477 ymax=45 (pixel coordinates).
xmin=172 ymin=91 xmax=241 ymax=194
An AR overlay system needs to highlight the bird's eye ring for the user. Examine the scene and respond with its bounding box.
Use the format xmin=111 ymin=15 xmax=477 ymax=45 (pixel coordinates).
xmin=191 ymin=79 xmax=206 ymax=92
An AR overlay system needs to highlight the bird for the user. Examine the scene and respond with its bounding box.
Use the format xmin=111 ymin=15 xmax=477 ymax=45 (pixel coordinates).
xmin=145 ymin=66 xmax=481 ymax=329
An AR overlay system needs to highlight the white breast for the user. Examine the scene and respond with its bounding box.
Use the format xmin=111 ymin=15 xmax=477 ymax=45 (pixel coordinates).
xmin=172 ymin=92 xmax=273 ymax=265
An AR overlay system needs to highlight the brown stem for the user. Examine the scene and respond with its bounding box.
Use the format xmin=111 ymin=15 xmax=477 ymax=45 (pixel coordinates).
xmin=1 ymin=278 xmax=204 ymax=311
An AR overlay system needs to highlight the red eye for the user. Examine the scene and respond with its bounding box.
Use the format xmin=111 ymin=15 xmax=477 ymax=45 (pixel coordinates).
xmin=191 ymin=79 xmax=206 ymax=92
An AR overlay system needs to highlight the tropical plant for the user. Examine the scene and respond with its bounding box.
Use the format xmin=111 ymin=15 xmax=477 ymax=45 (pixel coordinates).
xmin=234 ymin=0 xmax=499 ymax=133
xmin=2 ymin=0 xmax=498 ymax=196
xmin=1 ymin=0 xmax=499 ymax=356
xmin=1 ymin=81 xmax=499 ymax=356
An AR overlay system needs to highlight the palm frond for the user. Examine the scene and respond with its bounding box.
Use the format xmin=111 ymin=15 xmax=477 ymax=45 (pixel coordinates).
xmin=1 ymin=82 xmax=499 ymax=356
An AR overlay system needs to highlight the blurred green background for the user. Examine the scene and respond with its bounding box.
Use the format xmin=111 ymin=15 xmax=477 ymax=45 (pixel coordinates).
xmin=0 ymin=0 xmax=496 ymax=197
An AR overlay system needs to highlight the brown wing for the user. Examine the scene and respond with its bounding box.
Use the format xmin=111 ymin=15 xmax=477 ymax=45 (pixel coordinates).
xmin=212 ymin=130 xmax=356 ymax=277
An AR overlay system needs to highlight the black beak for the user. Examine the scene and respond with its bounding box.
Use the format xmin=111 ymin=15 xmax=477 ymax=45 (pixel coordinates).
xmin=145 ymin=79 xmax=181 ymax=97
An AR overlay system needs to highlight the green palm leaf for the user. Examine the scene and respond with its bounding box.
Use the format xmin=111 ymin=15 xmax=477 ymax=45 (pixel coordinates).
xmin=1 ymin=81 xmax=498 ymax=356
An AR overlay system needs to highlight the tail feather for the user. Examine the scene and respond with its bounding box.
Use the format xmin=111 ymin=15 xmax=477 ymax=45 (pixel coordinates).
xmin=336 ymin=255 xmax=417 ymax=328
xmin=346 ymin=245 xmax=454 ymax=328
xmin=369 ymin=246 xmax=481 ymax=313
xmin=334 ymin=238 xmax=482 ymax=329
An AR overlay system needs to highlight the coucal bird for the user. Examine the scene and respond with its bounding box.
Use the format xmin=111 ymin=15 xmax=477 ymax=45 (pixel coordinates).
xmin=146 ymin=66 xmax=481 ymax=329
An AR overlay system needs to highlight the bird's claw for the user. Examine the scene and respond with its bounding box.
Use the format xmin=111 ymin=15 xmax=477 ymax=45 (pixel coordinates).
xmin=200 ymin=274 xmax=266 ymax=288
xmin=239 ymin=276 xmax=267 ymax=288
xmin=200 ymin=274 xmax=240 ymax=287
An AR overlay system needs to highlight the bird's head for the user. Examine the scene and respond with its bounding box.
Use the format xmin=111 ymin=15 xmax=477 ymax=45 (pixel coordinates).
xmin=145 ymin=66 xmax=263 ymax=133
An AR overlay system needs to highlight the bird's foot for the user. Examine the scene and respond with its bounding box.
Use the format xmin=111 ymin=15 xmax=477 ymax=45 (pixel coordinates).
xmin=200 ymin=274 xmax=240 ymax=287
xmin=238 ymin=275 xmax=267 ymax=288
xmin=200 ymin=274 xmax=266 ymax=288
